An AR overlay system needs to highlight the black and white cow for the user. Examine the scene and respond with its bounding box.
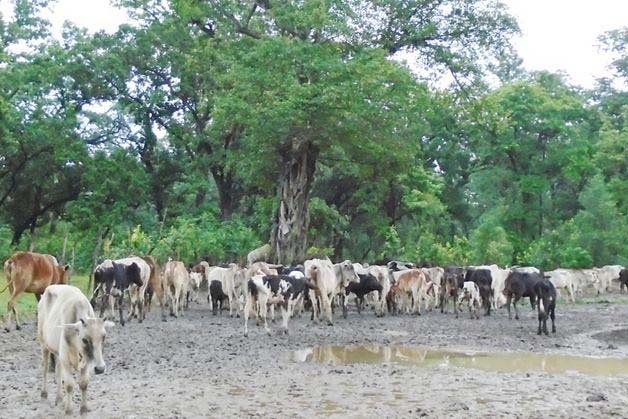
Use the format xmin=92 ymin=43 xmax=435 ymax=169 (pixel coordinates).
xmin=464 ymin=268 xmax=492 ymax=316
xmin=90 ymin=260 xmax=142 ymax=326
xmin=534 ymin=278 xmax=556 ymax=335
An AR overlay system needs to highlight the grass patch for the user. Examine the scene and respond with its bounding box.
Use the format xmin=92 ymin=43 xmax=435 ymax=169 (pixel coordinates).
xmin=0 ymin=274 xmax=90 ymax=318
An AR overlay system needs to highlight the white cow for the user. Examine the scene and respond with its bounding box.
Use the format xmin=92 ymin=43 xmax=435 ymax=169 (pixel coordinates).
xmin=367 ymin=265 xmax=391 ymax=316
xmin=458 ymin=281 xmax=481 ymax=319
xmin=38 ymin=285 xmax=114 ymax=415
xmin=305 ymin=258 xmax=354 ymax=325
xmin=207 ymin=263 xmax=240 ymax=316
xmin=594 ymin=265 xmax=624 ymax=293
xmin=545 ymin=269 xmax=577 ymax=303
xmin=163 ymin=260 xmax=190 ymax=317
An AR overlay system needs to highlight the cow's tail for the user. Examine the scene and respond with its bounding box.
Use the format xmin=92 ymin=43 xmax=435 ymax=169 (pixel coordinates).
xmin=1 ymin=259 xmax=14 ymax=293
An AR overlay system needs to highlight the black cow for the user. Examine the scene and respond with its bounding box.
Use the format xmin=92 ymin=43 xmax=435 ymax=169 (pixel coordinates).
xmin=504 ymin=271 xmax=542 ymax=320
xmin=387 ymin=261 xmax=415 ymax=272
xmin=534 ymin=278 xmax=556 ymax=335
xmin=440 ymin=266 xmax=465 ymax=316
xmin=464 ymin=268 xmax=492 ymax=316
xmin=91 ymin=261 xmax=142 ymax=326
xmin=209 ymin=280 xmax=229 ymax=315
xmin=345 ymin=273 xmax=383 ymax=316
xmin=618 ymin=268 xmax=628 ymax=294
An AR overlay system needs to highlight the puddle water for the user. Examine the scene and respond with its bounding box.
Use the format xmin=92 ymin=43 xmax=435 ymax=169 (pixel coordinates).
xmin=289 ymin=345 xmax=628 ymax=376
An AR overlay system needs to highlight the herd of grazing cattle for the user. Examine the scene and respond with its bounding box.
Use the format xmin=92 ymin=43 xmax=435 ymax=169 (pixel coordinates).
xmin=2 ymin=247 xmax=627 ymax=414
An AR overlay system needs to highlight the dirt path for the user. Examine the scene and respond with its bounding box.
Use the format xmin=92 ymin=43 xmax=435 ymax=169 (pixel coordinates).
xmin=2 ymin=297 xmax=628 ymax=418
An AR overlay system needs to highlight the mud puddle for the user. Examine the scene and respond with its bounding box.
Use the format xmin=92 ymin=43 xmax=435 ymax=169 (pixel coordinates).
xmin=290 ymin=345 xmax=628 ymax=376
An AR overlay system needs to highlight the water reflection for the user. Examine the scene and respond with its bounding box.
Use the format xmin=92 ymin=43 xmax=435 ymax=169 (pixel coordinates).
xmin=290 ymin=345 xmax=628 ymax=376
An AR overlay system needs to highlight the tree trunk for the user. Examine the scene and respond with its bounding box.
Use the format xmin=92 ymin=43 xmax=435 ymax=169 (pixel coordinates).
xmin=211 ymin=168 xmax=235 ymax=220
xmin=88 ymin=226 xmax=109 ymax=292
xmin=271 ymin=139 xmax=318 ymax=265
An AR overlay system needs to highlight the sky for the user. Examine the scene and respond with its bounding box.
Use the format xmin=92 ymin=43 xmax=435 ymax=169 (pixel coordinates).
xmin=1 ymin=0 xmax=627 ymax=88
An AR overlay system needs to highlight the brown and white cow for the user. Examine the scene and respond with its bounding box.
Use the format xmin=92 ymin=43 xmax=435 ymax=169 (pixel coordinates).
xmin=2 ymin=251 xmax=71 ymax=331
xmin=38 ymin=284 xmax=114 ymax=414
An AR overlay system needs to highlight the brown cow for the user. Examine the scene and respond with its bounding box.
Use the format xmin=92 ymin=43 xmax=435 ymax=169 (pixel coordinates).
xmin=2 ymin=251 xmax=71 ymax=331
xmin=394 ymin=269 xmax=428 ymax=315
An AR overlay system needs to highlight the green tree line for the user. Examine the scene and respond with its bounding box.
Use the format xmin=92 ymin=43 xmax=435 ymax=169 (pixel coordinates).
xmin=0 ymin=1 xmax=626 ymax=272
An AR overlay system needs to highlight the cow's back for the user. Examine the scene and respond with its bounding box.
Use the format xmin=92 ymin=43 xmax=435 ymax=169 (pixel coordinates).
xmin=7 ymin=251 xmax=60 ymax=294
xmin=38 ymin=285 xmax=93 ymax=353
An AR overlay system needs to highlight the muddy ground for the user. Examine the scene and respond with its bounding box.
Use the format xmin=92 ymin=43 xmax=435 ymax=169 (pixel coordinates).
xmin=2 ymin=295 xmax=628 ymax=418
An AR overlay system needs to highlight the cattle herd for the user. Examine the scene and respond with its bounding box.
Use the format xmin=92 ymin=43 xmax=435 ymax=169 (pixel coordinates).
xmin=2 ymin=247 xmax=627 ymax=414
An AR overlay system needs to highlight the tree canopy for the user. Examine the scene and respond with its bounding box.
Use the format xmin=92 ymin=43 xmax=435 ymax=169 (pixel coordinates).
xmin=0 ymin=1 xmax=626 ymax=271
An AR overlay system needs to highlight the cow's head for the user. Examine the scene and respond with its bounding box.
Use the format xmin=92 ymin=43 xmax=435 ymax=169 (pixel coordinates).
xmin=56 ymin=265 xmax=71 ymax=285
xmin=126 ymin=262 xmax=143 ymax=287
xmin=338 ymin=260 xmax=360 ymax=288
xmin=63 ymin=317 xmax=114 ymax=374
xmin=189 ymin=272 xmax=203 ymax=290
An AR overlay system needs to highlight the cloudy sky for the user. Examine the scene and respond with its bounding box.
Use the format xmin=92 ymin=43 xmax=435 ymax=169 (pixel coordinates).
xmin=2 ymin=0 xmax=627 ymax=88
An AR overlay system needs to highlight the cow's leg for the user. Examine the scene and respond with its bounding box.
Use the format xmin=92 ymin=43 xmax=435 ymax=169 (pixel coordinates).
xmin=506 ymin=294 xmax=512 ymax=320
xmin=259 ymin=295 xmax=271 ymax=335
xmin=60 ymin=365 xmax=75 ymax=414
xmin=342 ymin=294 xmax=348 ymax=319
xmin=118 ymin=295 xmax=126 ymax=326
xmin=320 ymin=292 xmax=333 ymax=326
xmin=98 ymin=292 xmax=107 ymax=318
xmin=79 ymin=366 xmax=90 ymax=414
xmin=280 ymin=303 xmax=290 ymax=334
xmin=513 ymin=296 xmax=521 ymax=320
xmin=309 ymin=290 xmax=318 ymax=323
xmin=568 ymin=283 xmax=576 ymax=303
xmin=137 ymin=288 xmax=145 ymax=323
xmin=412 ymin=287 xmax=421 ymax=316
xmin=54 ymin=362 xmax=63 ymax=406
xmin=41 ymin=348 xmax=50 ymax=399
xmin=270 ymin=303 xmax=276 ymax=323
xmin=530 ymin=294 xmax=536 ymax=310
xmin=537 ymin=303 xmax=543 ymax=335
xmin=6 ymin=288 xmax=23 ymax=331
xmin=243 ymin=296 xmax=252 ymax=337
xmin=550 ymin=303 xmax=556 ymax=333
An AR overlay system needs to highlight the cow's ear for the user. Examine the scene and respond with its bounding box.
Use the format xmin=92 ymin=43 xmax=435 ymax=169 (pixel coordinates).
xmin=104 ymin=320 xmax=115 ymax=329
xmin=64 ymin=265 xmax=71 ymax=272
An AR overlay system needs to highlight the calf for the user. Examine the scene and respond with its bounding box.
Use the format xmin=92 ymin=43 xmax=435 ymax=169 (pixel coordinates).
xmin=142 ymin=256 xmax=167 ymax=321
xmin=38 ymin=285 xmax=114 ymax=414
xmin=395 ymin=269 xmax=428 ymax=315
xmin=457 ymin=281 xmax=481 ymax=319
xmin=367 ymin=265 xmax=391 ymax=317
xmin=464 ymin=268 xmax=492 ymax=316
xmin=209 ymin=280 xmax=229 ymax=315
xmin=504 ymin=271 xmax=542 ymax=320
xmin=208 ymin=264 xmax=240 ymax=316
xmin=2 ymin=251 xmax=71 ymax=331
xmin=386 ymin=283 xmax=401 ymax=315
xmin=534 ymin=279 xmax=556 ymax=335
xmin=619 ymin=268 xmax=628 ymax=294
xmin=440 ymin=266 xmax=464 ymax=316
xmin=345 ymin=273 xmax=383 ymax=315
